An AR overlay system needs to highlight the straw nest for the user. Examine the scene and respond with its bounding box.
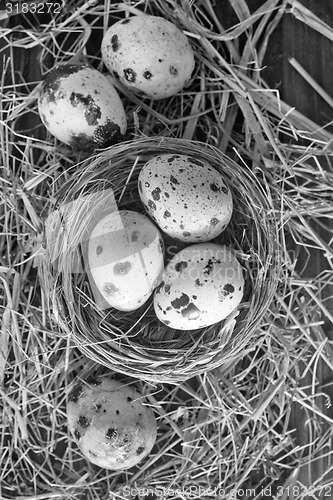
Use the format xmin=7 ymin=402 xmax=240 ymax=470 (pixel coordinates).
xmin=38 ymin=136 xmax=281 ymax=383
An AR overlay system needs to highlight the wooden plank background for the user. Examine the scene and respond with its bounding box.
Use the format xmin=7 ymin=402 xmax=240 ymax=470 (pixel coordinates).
xmin=282 ymin=2 xmax=333 ymax=494
xmin=267 ymin=1 xmax=333 ymax=494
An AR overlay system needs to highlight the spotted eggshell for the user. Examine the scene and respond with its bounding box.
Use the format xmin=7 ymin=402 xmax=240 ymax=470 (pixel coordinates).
xmin=138 ymin=154 xmax=233 ymax=243
xmin=87 ymin=210 xmax=164 ymax=311
xmin=154 ymin=243 xmax=244 ymax=330
xmin=67 ymin=377 xmax=157 ymax=470
xmin=38 ymin=64 xmax=127 ymax=150
xmin=101 ymin=15 xmax=195 ymax=99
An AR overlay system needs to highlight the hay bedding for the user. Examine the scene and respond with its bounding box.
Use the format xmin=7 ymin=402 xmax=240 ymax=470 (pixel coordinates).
xmin=1 ymin=0 xmax=333 ymax=499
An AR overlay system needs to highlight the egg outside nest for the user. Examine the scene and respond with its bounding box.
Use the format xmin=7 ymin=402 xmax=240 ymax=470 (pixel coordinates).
xmin=38 ymin=63 xmax=127 ymax=151
xmin=101 ymin=15 xmax=195 ymax=99
xmin=67 ymin=376 xmax=157 ymax=470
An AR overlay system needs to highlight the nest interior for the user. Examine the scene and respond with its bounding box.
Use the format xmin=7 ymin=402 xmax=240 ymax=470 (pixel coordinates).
xmin=39 ymin=137 xmax=282 ymax=382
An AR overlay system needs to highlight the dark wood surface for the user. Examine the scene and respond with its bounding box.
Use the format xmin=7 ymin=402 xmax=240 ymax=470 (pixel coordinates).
xmin=282 ymin=1 xmax=333 ymax=132
xmin=275 ymin=1 xmax=333 ymax=494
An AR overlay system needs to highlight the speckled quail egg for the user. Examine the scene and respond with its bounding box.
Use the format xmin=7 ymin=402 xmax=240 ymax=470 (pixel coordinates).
xmin=154 ymin=243 xmax=244 ymax=330
xmin=38 ymin=64 xmax=127 ymax=150
xmin=101 ymin=15 xmax=195 ymax=99
xmin=67 ymin=376 xmax=157 ymax=470
xmin=87 ymin=210 xmax=164 ymax=311
xmin=138 ymin=154 xmax=233 ymax=242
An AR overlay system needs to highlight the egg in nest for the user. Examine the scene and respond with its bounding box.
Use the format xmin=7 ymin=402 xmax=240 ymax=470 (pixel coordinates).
xmin=67 ymin=377 xmax=157 ymax=470
xmin=101 ymin=15 xmax=195 ymax=99
xmin=154 ymin=243 xmax=244 ymax=330
xmin=87 ymin=210 xmax=164 ymax=311
xmin=38 ymin=64 xmax=127 ymax=150
xmin=138 ymin=154 xmax=233 ymax=242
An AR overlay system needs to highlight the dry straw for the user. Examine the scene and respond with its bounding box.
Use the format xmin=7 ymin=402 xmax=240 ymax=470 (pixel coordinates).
xmin=1 ymin=0 xmax=333 ymax=498
xmin=38 ymin=136 xmax=282 ymax=383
